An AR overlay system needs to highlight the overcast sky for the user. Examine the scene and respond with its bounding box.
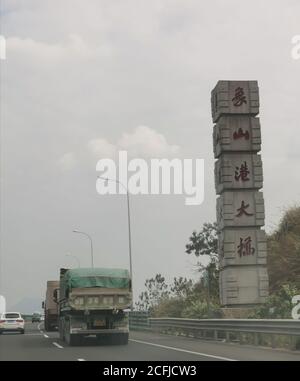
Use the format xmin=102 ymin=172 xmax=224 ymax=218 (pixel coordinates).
xmin=1 ymin=0 xmax=300 ymax=309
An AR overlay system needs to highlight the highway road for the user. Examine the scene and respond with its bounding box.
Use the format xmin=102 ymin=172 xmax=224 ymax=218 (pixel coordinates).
xmin=0 ymin=322 xmax=299 ymax=361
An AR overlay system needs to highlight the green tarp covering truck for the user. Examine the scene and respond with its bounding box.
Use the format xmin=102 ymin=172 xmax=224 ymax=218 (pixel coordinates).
xmin=57 ymin=268 xmax=132 ymax=346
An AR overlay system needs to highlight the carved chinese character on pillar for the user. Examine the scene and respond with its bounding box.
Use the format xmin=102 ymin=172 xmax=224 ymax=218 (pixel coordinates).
xmin=235 ymin=201 xmax=254 ymax=217
xmin=232 ymin=87 xmax=247 ymax=107
xmin=233 ymin=128 xmax=250 ymax=141
xmin=234 ymin=162 xmax=250 ymax=182
xmin=237 ymin=236 xmax=255 ymax=257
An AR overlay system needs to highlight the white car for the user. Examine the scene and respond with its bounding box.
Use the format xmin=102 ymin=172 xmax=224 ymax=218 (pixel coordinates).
xmin=0 ymin=312 xmax=25 ymax=334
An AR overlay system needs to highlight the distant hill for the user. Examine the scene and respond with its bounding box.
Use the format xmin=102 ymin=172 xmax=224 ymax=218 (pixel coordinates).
xmin=8 ymin=297 xmax=42 ymax=315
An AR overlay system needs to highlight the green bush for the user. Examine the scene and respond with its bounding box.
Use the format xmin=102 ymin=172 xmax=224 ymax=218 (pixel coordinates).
xmin=248 ymin=284 xmax=300 ymax=319
xmin=182 ymin=300 xmax=223 ymax=319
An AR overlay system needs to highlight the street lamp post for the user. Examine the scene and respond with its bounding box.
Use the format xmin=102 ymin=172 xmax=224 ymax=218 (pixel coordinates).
xmin=97 ymin=176 xmax=133 ymax=302
xmin=72 ymin=230 xmax=94 ymax=268
xmin=66 ymin=253 xmax=81 ymax=268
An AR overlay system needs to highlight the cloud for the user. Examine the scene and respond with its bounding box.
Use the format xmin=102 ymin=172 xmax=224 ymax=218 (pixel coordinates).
xmin=88 ymin=126 xmax=180 ymax=160
xmin=59 ymin=127 xmax=180 ymax=172
xmin=87 ymin=138 xmax=117 ymax=159
xmin=58 ymin=152 xmax=77 ymax=171
xmin=7 ymin=34 xmax=112 ymax=65
xmin=118 ymin=126 xmax=180 ymax=157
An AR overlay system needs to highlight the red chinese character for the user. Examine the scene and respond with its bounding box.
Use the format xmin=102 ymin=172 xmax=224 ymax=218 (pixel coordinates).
xmin=237 ymin=236 xmax=255 ymax=257
xmin=235 ymin=161 xmax=250 ymax=182
xmin=233 ymin=128 xmax=250 ymax=140
xmin=232 ymin=87 xmax=247 ymax=107
xmin=236 ymin=200 xmax=254 ymax=217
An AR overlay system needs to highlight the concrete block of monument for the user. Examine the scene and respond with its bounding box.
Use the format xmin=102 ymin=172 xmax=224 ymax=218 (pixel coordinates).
xmin=213 ymin=116 xmax=261 ymax=158
xmin=218 ymin=228 xmax=267 ymax=267
xmin=211 ymin=80 xmax=259 ymax=123
xmin=219 ymin=266 xmax=269 ymax=306
xmin=215 ymin=153 xmax=263 ymax=194
xmin=216 ymin=191 xmax=265 ymax=228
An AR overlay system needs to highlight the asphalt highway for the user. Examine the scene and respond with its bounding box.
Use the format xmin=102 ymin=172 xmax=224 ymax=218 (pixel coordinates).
xmin=0 ymin=322 xmax=299 ymax=361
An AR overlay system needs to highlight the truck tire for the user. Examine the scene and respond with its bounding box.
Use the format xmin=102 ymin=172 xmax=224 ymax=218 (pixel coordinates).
xmin=110 ymin=333 xmax=129 ymax=345
xmin=72 ymin=335 xmax=82 ymax=346
xmin=66 ymin=333 xmax=81 ymax=346
xmin=64 ymin=321 xmax=81 ymax=346
xmin=59 ymin=320 xmax=65 ymax=341
xmin=64 ymin=323 xmax=71 ymax=345
xmin=44 ymin=318 xmax=50 ymax=332
xmin=119 ymin=332 xmax=129 ymax=345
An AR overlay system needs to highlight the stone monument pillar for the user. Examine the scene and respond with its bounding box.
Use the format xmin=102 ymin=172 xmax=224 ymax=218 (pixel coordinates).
xmin=211 ymin=81 xmax=269 ymax=308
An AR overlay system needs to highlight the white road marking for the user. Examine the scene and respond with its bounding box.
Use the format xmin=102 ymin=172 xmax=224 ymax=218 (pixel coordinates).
xmin=129 ymin=339 xmax=237 ymax=361
xmin=78 ymin=359 xmax=86 ymax=361
xmin=53 ymin=342 xmax=64 ymax=349
xmin=37 ymin=323 xmax=42 ymax=331
xmin=44 ymin=334 xmax=49 ymax=338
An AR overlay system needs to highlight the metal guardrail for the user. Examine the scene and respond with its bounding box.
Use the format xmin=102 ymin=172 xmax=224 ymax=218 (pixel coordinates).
xmin=149 ymin=318 xmax=300 ymax=336
xmin=149 ymin=318 xmax=300 ymax=349
xmin=129 ymin=313 xmax=300 ymax=349
xmin=129 ymin=311 xmax=150 ymax=331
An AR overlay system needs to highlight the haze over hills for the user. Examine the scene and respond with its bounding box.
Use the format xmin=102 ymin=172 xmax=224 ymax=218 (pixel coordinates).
xmin=8 ymin=297 xmax=42 ymax=315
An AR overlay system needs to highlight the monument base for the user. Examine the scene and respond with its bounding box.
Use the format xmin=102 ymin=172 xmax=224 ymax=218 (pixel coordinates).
xmin=221 ymin=307 xmax=256 ymax=319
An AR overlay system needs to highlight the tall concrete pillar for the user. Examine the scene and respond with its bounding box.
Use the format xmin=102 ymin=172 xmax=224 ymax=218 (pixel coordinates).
xmin=211 ymin=81 xmax=269 ymax=307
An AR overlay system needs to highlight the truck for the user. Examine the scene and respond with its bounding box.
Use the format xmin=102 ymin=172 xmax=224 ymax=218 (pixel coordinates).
xmin=42 ymin=280 xmax=59 ymax=331
xmin=57 ymin=267 xmax=132 ymax=346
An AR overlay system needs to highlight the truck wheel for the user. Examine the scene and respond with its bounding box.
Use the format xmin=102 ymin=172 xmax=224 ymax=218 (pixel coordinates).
xmin=111 ymin=333 xmax=128 ymax=345
xmin=96 ymin=334 xmax=106 ymax=344
xmin=73 ymin=335 xmax=82 ymax=346
xmin=59 ymin=320 xmax=65 ymax=341
xmin=119 ymin=333 xmax=129 ymax=345
xmin=44 ymin=320 xmax=50 ymax=331
xmin=64 ymin=322 xmax=81 ymax=346
xmin=64 ymin=324 xmax=71 ymax=345
xmin=66 ymin=333 xmax=81 ymax=346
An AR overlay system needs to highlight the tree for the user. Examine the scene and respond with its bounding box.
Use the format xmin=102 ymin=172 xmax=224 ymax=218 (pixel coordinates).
xmin=267 ymin=206 xmax=300 ymax=292
xmin=136 ymin=274 xmax=223 ymax=318
xmin=185 ymin=222 xmax=218 ymax=260
xmin=185 ymin=222 xmax=219 ymax=300
xmin=170 ymin=277 xmax=194 ymax=299
xmin=135 ymin=274 xmax=170 ymax=312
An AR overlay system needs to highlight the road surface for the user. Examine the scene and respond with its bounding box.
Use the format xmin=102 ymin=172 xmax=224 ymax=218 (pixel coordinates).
xmin=0 ymin=322 xmax=299 ymax=361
